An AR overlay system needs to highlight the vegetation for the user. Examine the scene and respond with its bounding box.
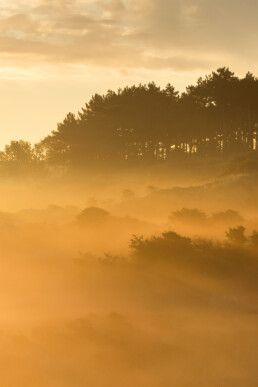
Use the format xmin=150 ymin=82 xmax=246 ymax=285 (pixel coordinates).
xmin=0 ymin=67 xmax=258 ymax=176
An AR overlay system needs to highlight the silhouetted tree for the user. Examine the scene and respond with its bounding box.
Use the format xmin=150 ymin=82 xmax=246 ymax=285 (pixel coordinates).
xmin=2 ymin=67 xmax=257 ymax=175
xmin=225 ymin=226 xmax=247 ymax=245
xmin=0 ymin=140 xmax=46 ymax=176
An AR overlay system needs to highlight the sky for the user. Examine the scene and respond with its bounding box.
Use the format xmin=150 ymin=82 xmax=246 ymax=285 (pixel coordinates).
xmin=0 ymin=0 xmax=257 ymax=148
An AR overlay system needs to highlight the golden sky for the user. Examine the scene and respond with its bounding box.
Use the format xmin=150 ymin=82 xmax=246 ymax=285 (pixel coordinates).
xmin=0 ymin=0 xmax=257 ymax=148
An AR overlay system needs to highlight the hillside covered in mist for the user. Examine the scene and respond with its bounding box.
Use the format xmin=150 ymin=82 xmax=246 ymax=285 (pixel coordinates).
xmin=0 ymin=204 xmax=257 ymax=387
xmin=0 ymin=67 xmax=257 ymax=387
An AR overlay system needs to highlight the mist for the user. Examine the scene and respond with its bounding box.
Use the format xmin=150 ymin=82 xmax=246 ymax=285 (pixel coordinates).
xmin=0 ymin=65 xmax=257 ymax=386
xmin=0 ymin=159 xmax=257 ymax=386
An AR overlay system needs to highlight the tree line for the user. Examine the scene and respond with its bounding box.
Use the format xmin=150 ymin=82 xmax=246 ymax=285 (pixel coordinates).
xmin=1 ymin=67 xmax=258 ymax=174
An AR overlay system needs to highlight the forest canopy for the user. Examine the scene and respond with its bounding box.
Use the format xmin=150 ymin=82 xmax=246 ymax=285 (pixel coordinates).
xmin=1 ymin=67 xmax=258 ymax=175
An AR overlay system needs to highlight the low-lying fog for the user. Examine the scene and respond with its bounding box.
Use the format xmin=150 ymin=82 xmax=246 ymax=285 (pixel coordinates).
xmin=0 ymin=167 xmax=257 ymax=386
